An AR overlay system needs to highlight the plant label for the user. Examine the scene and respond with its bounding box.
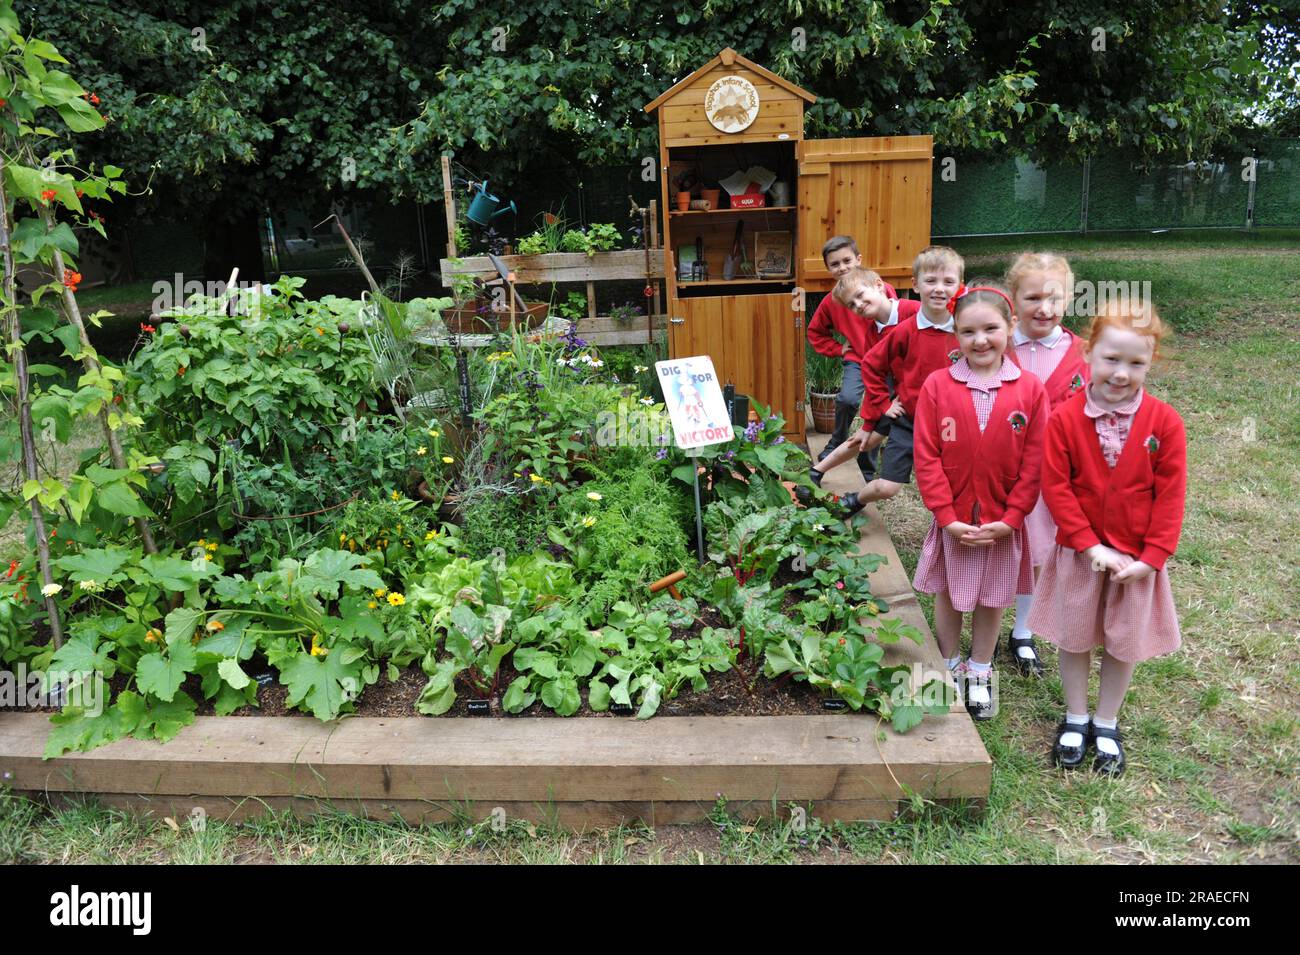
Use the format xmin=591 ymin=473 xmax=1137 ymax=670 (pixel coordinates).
xmin=467 ymin=699 xmax=491 ymax=715
xmin=822 ymin=698 xmax=848 ymax=711
xmin=610 ymin=702 xmax=634 ymax=716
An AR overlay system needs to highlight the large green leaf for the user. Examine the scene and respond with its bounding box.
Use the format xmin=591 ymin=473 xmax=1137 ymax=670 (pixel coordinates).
xmin=297 ymin=549 xmax=384 ymax=598
xmin=95 ymin=481 xmax=153 ymax=518
xmin=11 ymin=217 xmax=78 ymax=261
xmin=53 ymin=546 xmax=133 ymax=583
xmin=136 ymin=642 xmax=197 ymax=702
xmin=279 ymin=645 xmax=366 ymax=720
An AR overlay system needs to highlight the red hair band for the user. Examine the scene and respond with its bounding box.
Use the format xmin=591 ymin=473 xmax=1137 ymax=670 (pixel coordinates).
xmin=946 ymin=285 xmax=1014 ymax=317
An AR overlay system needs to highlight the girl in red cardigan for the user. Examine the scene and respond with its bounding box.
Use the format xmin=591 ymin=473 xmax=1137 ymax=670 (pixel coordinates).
xmin=913 ymin=286 xmax=1050 ymax=720
xmin=1005 ymin=253 xmax=1090 ymax=676
xmin=1028 ymin=303 xmax=1186 ymax=776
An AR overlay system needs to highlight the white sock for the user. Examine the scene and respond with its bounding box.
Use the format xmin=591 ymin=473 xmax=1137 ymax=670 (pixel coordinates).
xmin=966 ymin=660 xmax=992 ymax=703
xmin=1012 ymin=594 xmax=1035 ymax=640
xmin=1092 ymin=716 xmax=1121 ymax=756
xmin=945 ymin=655 xmax=963 ymax=671
xmin=1060 ymin=711 xmax=1090 ymax=749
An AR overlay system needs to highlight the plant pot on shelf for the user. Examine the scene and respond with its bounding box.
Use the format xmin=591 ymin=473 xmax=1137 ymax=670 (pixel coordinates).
xmin=809 ymin=392 xmax=839 ymax=434
xmin=676 ymin=191 xmax=691 ymax=212
xmin=700 ymin=188 xmax=721 ymax=210
xmin=442 ymin=299 xmax=550 ymax=334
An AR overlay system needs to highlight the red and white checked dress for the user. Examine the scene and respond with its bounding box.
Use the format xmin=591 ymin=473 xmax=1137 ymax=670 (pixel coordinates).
xmin=913 ymin=358 xmax=1035 ymax=612
xmin=1014 ymin=326 xmax=1073 ymax=566
xmin=1028 ymin=387 xmax=1182 ymax=661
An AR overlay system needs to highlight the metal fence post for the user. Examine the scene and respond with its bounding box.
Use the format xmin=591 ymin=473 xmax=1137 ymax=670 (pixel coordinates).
xmin=1080 ymin=158 xmax=1091 ymax=235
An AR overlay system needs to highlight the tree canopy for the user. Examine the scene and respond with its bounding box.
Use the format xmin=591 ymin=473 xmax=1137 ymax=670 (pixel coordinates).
xmin=32 ymin=1 xmax=1293 ymax=229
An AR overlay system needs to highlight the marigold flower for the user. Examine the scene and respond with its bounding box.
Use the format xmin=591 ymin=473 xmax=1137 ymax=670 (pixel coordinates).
xmin=374 ymin=587 xmax=386 ymax=597
xmin=425 ymin=530 xmax=438 ymax=540
xmin=442 ymin=456 xmax=454 ymax=464
xmin=368 ymin=600 xmax=377 ymax=609
xmin=386 ymin=592 xmax=406 ymax=606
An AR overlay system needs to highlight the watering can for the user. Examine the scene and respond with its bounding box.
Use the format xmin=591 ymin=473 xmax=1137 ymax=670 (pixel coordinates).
xmin=466 ymin=180 xmax=517 ymax=226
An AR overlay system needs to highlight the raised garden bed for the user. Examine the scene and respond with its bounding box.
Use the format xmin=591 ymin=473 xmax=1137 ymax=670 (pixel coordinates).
xmin=0 ymin=511 xmax=991 ymax=827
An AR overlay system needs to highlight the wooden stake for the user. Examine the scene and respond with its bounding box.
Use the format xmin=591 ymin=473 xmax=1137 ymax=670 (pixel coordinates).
xmin=442 ymin=155 xmax=458 ymax=258
xmin=43 ymin=207 xmax=160 ymax=556
xmin=1 ymin=157 xmax=63 ymax=646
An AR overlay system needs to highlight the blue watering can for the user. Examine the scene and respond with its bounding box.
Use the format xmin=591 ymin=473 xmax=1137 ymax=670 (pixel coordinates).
xmin=466 ymin=180 xmax=517 ymax=226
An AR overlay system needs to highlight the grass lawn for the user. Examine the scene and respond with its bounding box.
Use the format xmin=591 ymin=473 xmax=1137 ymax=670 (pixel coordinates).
xmin=2 ymin=232 xmax=1296 ymax=864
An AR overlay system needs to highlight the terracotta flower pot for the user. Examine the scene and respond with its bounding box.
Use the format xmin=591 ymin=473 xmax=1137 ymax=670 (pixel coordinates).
xmin=676 ymin=192 xmax=691 ymax=212
xmin=701 ymin=188 xmax=721 ymax=210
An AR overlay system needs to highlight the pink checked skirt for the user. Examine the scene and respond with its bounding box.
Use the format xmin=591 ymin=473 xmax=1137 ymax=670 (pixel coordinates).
xmin=914 ymin=518 xmax=1035 ymax=612
xmin=1024 ymin=492 xmax=1057 ymax=568
xmin=1027 ymin=545 xmax=1181 ymax=662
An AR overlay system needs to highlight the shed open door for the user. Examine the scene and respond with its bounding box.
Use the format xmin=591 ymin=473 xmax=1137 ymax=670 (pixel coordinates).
xmin=796 ymin=135 xmax=933 ymax=292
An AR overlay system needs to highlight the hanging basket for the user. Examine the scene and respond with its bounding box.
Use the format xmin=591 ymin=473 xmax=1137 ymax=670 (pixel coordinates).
xmin=442 ymin=300 xmax=550 ymax=335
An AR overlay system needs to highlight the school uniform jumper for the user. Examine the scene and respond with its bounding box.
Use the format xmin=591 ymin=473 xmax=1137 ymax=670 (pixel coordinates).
xmin=808 ymin=292 xmax=914 ymax=477
xmin=858 ymin=312 xmax=959 ymax=484
xmin=1027 ymin=387 xmax=1187 ymax=662
xmin=1011 ymin=326 xmax=1091 ymax=566
xmin=912 ymin=356 xmax=1049 ymax=611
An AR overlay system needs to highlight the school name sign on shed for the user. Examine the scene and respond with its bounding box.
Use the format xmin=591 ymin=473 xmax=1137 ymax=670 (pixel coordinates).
xmin=656 ymin=357 xmax=734 ymax=449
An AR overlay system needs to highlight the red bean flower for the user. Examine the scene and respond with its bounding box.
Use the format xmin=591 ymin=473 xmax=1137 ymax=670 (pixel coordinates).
xmin=140 ymin=322 xmax=155 ymax=334
xmin=41 ymin=189 xmax=56 ymax=202
xmin=62 ymin=270 xmax=82 ymax=291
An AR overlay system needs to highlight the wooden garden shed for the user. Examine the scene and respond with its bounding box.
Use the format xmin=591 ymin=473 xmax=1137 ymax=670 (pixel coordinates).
xmin=645 ymin=48 xmax=933 ymax=441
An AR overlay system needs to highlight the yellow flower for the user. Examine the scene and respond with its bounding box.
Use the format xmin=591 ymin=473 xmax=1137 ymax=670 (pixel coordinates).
xmin=204 ymin=553 xmax=213 ymax=561
xmin=348 ymin=540 xmax=356 ymax=551
xmin=340 ymin=532 xmax=348 ymax=542
xmin=391 ymin=490 xmax=401 ymax=501
xmin=310 ymin=633 xmax=329 ymax=656
xmin=529 ymin=473 xmax=544 ymax=483
xmin=197 ymin=538 xmax=207 ymax=547
xmin=315 ymin=327 xmax=324 ymax=335
xmin=582 ymin=516 xmax=597 ymax=528
xmin=144 ymin=629 xmax=160 ymax=644
xmin=586 ymin=492 xmax=603 ymax=501
xmin=205 ymin=619 xmax=225 ymax=632
xmin=368 ymin=600 xmax=377 ymax=609
xmin=386 ymin=592 xmax=406 ymax=606
xmin=428 ymin=429 xmax=441 ymax=438
xmin=416 ymin=446 xmax=427 ymax=456
xmin=425 ymin=530 xmax=438 ymax=540
xmin=374 ymin=587 xmax=387 ymax=597
xmin=442 ymin=456 xmax=454 ymax=464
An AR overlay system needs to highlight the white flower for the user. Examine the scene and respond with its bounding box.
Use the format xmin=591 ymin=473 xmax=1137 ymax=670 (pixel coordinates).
xmin=78 ymin=579 xmax=102 ymax=592
xmin=580 ymin=354 xmax=593 ymax=364
xmin=586 ymin=492 xmax=603 ymax=501
xmin=556 ymin=357 xmax=567 ymax=365
xmin=639 ymin=397 xmax=655 ymax=406
xmin=41 ymin=583 xmax=62 ymax=597
xmin=590 ymin=360 xmax=604 ymax=368
xmin=814 ymin=524 xmax=826 ymax=531
xmin=633 ymin=365 xmax=648 ymax=373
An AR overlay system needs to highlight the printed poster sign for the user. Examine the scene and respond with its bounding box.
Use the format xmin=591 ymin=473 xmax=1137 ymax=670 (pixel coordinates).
xmin=656 ymin=356 xmax=734 ymax=449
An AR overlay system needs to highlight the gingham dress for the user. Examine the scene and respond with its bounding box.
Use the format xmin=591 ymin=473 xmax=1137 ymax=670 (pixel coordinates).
xmin=1015 ymin=328 xmax=1073 ymax=567
xmin=1027 ymin=387 xmax=1182 ymax=661
xmin=913 ymin=358 xmax=1035 ymax=612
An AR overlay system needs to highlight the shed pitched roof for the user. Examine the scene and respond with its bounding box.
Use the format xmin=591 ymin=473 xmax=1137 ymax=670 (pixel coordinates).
xmin=643 ymin=47 xmax=816 ymax=113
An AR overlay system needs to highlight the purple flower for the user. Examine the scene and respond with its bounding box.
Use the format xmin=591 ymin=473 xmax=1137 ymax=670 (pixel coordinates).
xmin=774 ymin=436 xmax=785 ymax=444
xmin=655 ymin=449 xmax=668 ymax=460
xmin=726 ymin=450 xmax=735 ymax=460
xmin=743 ymin=421 xmax=761 ymax=442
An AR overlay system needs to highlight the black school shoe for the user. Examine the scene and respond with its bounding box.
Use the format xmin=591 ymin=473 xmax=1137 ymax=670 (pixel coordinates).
xmin=1090 ymin=723 xmax=1127 ymax=777
xmin=962 ymin=669 xmax=996 ymax=721
xmin=1007 ymin=634 xmax=1046 ymax=677
xmin=1052 ymin=719 xmax=1092 ymax=770
xmin=837 ymin=491 xmax=867 ymax=518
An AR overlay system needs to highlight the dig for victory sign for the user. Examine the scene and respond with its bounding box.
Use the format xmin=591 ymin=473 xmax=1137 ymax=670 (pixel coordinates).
xmin=656 ymin=356 xmax=734 ymax=449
